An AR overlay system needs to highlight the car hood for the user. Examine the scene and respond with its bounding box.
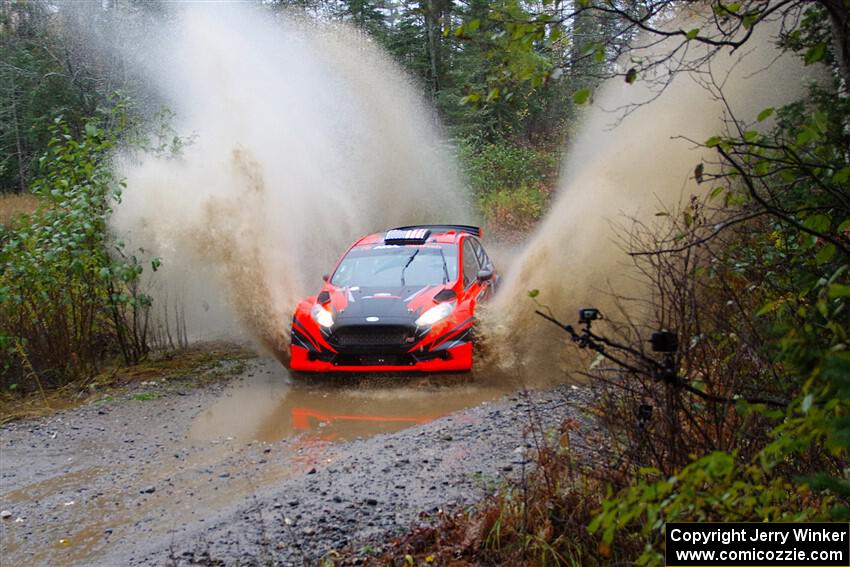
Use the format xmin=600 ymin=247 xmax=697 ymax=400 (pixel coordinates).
xmin=328 ymin=284 xmax=447 ymax=326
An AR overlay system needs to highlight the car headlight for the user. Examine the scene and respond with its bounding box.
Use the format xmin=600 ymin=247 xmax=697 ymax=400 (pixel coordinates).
xmin=311 ymin=303 xmax=334 ymax=328
xmin=415 ymin=302 xmax=455 ymax=327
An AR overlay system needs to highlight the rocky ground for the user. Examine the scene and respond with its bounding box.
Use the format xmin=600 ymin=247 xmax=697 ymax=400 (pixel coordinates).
xmin=0 ymin=355 xmax=593 ymax=566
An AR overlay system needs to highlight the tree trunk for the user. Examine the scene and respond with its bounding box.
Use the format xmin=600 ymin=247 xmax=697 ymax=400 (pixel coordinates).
xmin=9 ymin=74 xmax=26 ymax=192
xmin=822 ymin=0 xmax=850 ymax=94
xmin=425 ymin=0 xmax=441 ymax=96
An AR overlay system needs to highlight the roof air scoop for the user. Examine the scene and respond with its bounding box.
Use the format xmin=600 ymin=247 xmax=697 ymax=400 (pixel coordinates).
xmin=384 ymin=228 xmax=431 ymax=245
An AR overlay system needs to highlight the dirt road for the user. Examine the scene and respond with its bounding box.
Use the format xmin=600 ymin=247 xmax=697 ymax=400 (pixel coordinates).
xmin=0 ymin=355 xmax=590 ymax=566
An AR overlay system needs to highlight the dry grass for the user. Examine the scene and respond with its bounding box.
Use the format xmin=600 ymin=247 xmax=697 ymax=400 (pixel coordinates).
xmin=0 ymin=192 xmax=41 ymax=226
xmin=0 ymin=341 xmax=257 ymax=424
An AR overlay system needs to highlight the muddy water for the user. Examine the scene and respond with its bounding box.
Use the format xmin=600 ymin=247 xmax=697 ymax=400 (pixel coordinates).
xmin=189 ymin=363 xmax=520 ymax=444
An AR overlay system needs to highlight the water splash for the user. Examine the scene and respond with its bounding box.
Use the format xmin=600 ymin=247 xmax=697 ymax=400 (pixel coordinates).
xmin=111 ymin=6 xmax=471 ymax=360
xmin=486 ymin=21 xmax=813 ymax=379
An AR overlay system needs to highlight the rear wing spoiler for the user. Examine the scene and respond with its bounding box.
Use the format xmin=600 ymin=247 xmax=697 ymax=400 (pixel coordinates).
xmin=390 ymin=224 xmax=482 ymax=238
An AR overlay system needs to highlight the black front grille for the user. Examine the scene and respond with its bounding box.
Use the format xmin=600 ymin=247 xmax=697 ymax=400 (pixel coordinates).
xmin=334 ymin=354 xmax=415 ymax=366
xmin=331 ymin=325 xmax=413 ymax=349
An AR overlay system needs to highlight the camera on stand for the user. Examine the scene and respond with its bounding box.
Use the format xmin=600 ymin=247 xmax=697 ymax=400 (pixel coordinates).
xmin=578 ymin=307 xmax=601 ymax=324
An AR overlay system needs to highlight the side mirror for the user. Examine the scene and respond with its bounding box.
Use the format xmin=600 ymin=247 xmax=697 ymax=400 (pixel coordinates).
xmin=477 ymin=268 xmax=494 ymax=281
xmin=322 ymin=274 xmax=330 ymax=282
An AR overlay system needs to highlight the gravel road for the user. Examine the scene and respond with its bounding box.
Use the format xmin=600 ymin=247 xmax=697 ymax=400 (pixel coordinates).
xmin=0 ymin=356 xmax=591 ymax=566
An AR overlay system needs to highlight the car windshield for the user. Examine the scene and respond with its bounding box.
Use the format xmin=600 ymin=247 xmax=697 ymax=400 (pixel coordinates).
xmin=331 ymin=245 xmax=458 ymax=288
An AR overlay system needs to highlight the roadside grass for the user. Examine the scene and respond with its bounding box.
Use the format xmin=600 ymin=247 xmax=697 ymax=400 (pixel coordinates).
xmin=133 ymin=391 xmax=161 ymax=401
xmin=0 ymin=342 xmax=257 ymax=424
xmin=0 ymin=192 xmax=41 ymax=226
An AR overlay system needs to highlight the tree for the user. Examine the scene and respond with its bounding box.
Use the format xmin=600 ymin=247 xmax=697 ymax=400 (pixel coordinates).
xmin=0 ymin=0 xmax=156 ymax=193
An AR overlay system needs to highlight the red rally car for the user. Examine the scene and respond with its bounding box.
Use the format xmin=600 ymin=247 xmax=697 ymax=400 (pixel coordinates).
xmin=290 ymin=225 xmax=498 ymax=373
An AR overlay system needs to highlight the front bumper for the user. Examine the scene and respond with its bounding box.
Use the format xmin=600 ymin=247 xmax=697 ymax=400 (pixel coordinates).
xmin=290 ymin=342 xmax=472 ymax=372
xmin=289 ymin=318 xmax=474 ymax=373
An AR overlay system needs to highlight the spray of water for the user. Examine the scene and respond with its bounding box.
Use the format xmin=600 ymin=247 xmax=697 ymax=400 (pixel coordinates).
xmin=485 ymin=21 xmax=813 ymax=379
xmin=111 ymin=5 xmax=471 ymax=360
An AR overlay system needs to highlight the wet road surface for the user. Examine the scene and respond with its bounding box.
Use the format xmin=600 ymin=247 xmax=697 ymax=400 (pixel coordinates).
xmin=0 ymin=356 xmax=590 ymax=566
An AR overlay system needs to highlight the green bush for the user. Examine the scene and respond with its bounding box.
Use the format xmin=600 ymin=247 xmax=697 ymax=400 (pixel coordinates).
xmin=457 ymin=139 xmax=557 ymax=236
xmin=457 ymin=139 xmax=557 ymax=198
xmin=480 ymin=185 xmax=550 ymax=236
xmin=0 ymin=114 xmax=157 ymax=390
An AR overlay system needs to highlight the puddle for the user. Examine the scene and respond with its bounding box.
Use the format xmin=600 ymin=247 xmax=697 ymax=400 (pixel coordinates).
xmin=2 ymin=467 xmax=107 ymax=504
xmin=189 ymin=361 xmax=520 ymax=443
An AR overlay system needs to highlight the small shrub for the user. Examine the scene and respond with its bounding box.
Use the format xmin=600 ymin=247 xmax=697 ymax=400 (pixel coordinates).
xmin=457 ymin=139 xmax=557 ymax=237
xmin=457 ymin=139 xmax=558 ymax=199
xmin=480 ymin=184 xmax=551 ymax=237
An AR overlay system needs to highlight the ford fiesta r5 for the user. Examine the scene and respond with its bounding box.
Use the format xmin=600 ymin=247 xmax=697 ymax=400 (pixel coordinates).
xmin=289 ymin=225 xmax=498 ymax=373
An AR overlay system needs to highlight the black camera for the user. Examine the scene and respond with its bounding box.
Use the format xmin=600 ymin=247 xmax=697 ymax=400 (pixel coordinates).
xmin=578 ymin=308 xmax=600 ymax=323
xmin=650 ymin=330 xmax=678 ymax=353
